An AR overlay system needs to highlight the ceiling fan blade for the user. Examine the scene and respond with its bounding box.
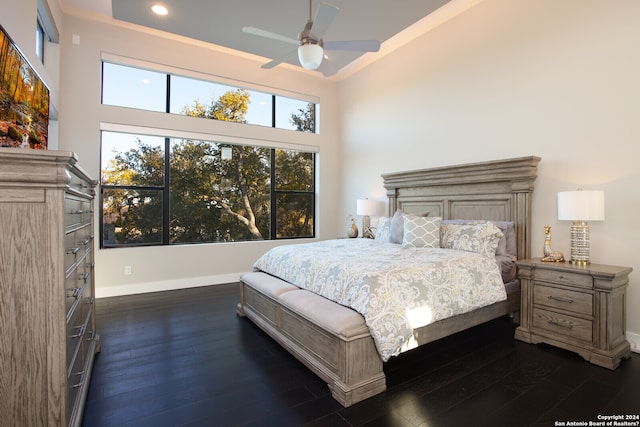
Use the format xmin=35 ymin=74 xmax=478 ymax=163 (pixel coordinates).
xmin=261 ymin=50 xmax=299 ymax=69
xmin=323 ymin=40 xmax=381 ymax=52
xmin=243 ymin=26 xmax=299 ymax=46
xmin=310 ymin=3 xmax=339 ymax=40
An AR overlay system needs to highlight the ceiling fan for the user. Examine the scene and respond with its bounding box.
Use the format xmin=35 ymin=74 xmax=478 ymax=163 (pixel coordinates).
xmin=242 ymin=0 xmax=381 ymax=75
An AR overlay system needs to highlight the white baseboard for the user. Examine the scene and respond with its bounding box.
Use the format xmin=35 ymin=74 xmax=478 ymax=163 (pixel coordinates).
xmin=627 ymin=331 xmax=640 ymax=354
xmin=95 ymin=272 xmax=249 ymax=298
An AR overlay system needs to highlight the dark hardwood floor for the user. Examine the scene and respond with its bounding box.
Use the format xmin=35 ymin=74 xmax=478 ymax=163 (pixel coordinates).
xmin=82 ymin=283 xmax=639 ymax=427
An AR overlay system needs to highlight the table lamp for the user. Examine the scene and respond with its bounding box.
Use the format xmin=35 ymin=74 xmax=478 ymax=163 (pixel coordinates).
xmin=557 ymin=189 xmax=605 ymax=265
xmin=357 ymin=199 xmax=377 ymax=239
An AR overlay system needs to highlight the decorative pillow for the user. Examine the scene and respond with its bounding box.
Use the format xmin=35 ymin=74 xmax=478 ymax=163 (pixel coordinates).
xmin=491 ymin=221 xmax=517 ymax=259
xmin=440 ymin=221 xmax=504 ymax=257
xmin=496 ymin=255 xmax=517 ymax=283
xmin=375 ymin=216 xmax=392 ymax=242
xmin=402 ymin=216 xmax=441 ymax=248
xmin=389 ymin=209 xmax=430 ymax=244
xmin=441 ymin=219 xmax=516 ymax=259
xmin=389 ymin=210 xmax=406 ymax=244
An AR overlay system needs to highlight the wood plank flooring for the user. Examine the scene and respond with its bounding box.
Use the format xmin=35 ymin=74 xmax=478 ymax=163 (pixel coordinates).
xmin=82 ymin=283 xmax=639 ymax=427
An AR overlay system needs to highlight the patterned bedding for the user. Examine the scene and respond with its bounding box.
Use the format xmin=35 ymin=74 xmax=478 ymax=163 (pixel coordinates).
xmin=253 ymin=239 xmax=506 ymax=361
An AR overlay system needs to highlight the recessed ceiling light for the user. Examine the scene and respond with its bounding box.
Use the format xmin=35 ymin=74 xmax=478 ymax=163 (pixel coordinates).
xmin=151 ymin=4 xmax=169 ymax=16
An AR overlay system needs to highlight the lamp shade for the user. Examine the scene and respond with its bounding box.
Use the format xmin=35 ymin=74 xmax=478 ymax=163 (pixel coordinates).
xmin=558 ymin=190 xmax=605 ymax=221
xmin=356 ymin=199 xmax=376 ymax=216
xmin=298 ymin=44 xmax=323 ymax=70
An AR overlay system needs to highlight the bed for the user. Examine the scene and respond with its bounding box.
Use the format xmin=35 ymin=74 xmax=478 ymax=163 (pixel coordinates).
xmin=236 ymin=156 xmax=540 ymax=406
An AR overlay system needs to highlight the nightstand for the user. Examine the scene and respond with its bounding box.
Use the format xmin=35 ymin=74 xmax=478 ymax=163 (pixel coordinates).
xmin=514 ymin=258 xmax=632 ymax=369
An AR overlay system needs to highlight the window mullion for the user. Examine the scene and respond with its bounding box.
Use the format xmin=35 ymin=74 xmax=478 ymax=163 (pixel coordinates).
xmin=163 ymin=137 xmax=171 ymax=245
xmin=270 ymin=149 xmax=276 ymax=239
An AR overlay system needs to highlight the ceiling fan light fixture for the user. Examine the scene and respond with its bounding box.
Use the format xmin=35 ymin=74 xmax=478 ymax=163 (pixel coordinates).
xmin=298 ymin=43 xmax=323 ymax=70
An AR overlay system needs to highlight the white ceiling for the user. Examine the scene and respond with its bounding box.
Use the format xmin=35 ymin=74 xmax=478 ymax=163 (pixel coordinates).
xmin=60 ymin=0 xmax=453 ymax=74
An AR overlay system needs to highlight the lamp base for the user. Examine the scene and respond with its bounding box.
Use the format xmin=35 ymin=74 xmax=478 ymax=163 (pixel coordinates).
xmin=569 ymin=221 xmax=590 ymax=265
xmin=362 ymin=215 xmax=374 ymax=239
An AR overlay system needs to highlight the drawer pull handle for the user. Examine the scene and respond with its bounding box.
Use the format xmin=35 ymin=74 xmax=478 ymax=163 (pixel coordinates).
xmin=67 ymin=246 xmax=80 ymax=255
xmin=71 ymin=370 xmax=86 ymax=389
xmin=72 ymin=287 xmax=82 ymax=299
xmin=548 ymin=320 xmax=573 ymax=330
xmin=548 ymin=295 xmax=574 ymax=304
xmin=74 ymin=209 xmax=84 ymax=214
xmin=71 ymin=324 xmax=86 ymax=338
xmin=82 ymin=237 xmax=91 ymax=246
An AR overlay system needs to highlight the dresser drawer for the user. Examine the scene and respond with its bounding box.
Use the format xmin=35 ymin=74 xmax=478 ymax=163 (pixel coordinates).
xmin=65 ymin=264 xmax=88 ymax=319
xmin=534 ymin=268 xmax=592 ymax=289
xmin=67 ymin=344 xmax=87 ymax=421
xmin=533 ymin=308 xmax=593 ymax=342
xmin=65 ymin=194 xmax=92 ymax=229
xmin=533 ymin=284 xmax=592 ymax=316
xmin=67 ymin=283 xmax=94 ymax=369
xmin=66 ymin=289 xmax=88 ymax=370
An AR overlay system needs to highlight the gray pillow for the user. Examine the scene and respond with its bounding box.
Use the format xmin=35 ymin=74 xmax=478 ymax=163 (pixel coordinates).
xmin=389 ymin=209 xmax=430 ymax=244
xmin=389 ymin=210 xmax=406 ymax=244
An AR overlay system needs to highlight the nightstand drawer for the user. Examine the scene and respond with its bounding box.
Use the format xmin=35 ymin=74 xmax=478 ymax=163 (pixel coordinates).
xmin=533 ymin=308 xmax=592 ymax=342
xmin=534 ymin=268 xmax=592 ymax=289
xmin=533 ymin=285 xmax=592 ymax=316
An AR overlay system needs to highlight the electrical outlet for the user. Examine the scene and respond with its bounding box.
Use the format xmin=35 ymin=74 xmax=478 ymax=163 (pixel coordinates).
xmin=124 ymin=265 xmax=132 ymax=275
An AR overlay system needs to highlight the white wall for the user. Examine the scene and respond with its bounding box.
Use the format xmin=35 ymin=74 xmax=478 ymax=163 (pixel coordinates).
xmin=1 ymin=0 xmax=62 ymax=148
xmin=54 ymin=13 xmax=342 ymax=297
xmin=339 ymin=0 xmax=640 ymax=349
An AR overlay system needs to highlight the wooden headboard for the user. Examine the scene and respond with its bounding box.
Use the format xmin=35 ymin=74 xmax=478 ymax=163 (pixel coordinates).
xmin=382 ymin=156 xmax=541 ymax=260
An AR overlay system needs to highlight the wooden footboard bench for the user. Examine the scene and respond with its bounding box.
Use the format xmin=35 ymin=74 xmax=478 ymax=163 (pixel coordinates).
xmin=236 ymin=271 xmax=386 ymax=407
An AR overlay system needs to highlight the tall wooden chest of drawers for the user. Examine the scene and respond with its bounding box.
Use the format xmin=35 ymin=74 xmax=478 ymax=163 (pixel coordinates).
xmin=515 ymin=258 xmax=632 ymax=369
xmin=0 ymin=148 xmax=99 ymax=426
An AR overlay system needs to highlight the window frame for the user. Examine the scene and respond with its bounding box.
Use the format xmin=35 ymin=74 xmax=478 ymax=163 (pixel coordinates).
xmin=101 ymin=60 xmax=318 ymax=134
xmin=99 ymin=131 xmax=316 ymax=248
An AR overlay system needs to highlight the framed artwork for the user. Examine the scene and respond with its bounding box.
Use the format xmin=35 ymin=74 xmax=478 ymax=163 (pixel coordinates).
xmin=0 ymin=23 xmax=49 ymax=149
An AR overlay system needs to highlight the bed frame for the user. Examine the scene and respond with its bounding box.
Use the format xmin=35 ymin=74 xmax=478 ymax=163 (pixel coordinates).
xmin=237 ymin=156 xmax=541 ymax=406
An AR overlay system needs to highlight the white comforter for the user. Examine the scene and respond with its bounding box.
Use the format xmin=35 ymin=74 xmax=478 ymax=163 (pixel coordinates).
xmin=253 ymin=239 xmax=506 ymax=361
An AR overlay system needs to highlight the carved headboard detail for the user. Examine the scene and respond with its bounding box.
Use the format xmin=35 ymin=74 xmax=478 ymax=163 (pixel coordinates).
xmin=382 ymin=156 xmax=541 ymax=260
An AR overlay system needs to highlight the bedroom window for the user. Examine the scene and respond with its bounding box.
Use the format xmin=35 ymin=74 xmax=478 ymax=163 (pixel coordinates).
xmin=36 ymin=21 xmax=45 ymax=62
xmin=100 ymin=131 xmax=315 ymax=247
xmin=101 ymin=62 xmax=317 ymax=133
xmin=36 ymin=0 xmax=59 ymax=63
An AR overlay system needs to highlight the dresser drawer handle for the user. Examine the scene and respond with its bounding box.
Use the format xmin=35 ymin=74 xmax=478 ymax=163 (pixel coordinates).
xmin=82 ymin=237 xmax=91 ymax=246
xmin=67 ymin=246 xmax=80 ymax=255
xmin=71 ymin=287 xmax=82 ymax=299
xmin=81 ymin=272 xmax=90 ymax=284
xmin=71 ymin=370 xmax=86 ymax=389
xmin=71 ymin=324 xmax=86 ymax=338
xmin=548 ymin=295 xmax=574 ymax=304
xmin=548 ymin=320 xmax=573 ymax=330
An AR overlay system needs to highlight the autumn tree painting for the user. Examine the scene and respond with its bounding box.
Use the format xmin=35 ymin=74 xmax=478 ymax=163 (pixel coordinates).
xmin=0 ymin=25 xmax=49 ymax=149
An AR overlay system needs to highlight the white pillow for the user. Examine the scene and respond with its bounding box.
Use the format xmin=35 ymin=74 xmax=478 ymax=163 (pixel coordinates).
xmin=375 ymin=216 xmax=392 ymax=242
xmin=402 ymin=216 xmax=441 ymax=248
xmin=440 ymin=221 xmax=504 ymax=257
